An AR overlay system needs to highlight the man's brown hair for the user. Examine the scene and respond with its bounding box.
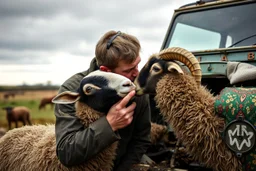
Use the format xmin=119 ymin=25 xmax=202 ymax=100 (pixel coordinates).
xmin=95 ymin=30 xmax=141 ymax=69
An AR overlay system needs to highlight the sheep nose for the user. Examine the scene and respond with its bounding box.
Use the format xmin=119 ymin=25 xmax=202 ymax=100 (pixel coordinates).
xmin=122 ymin=80 xmax=136 ymax=89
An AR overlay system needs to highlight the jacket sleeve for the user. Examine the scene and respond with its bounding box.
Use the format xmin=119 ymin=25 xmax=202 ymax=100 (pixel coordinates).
xmin=114 ymin=95 xmax=151 ymax=171
xmin=54 ymin=75 xmax=120 ymax=167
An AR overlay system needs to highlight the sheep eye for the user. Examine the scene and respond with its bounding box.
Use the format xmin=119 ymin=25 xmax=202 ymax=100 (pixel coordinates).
xmin=152 ymin=66 xmax=161 ymax=72
xmin=83 ymin=84 xmax=100 ymax=95
xmin=85 ymin=86 xmax=92 ymax=93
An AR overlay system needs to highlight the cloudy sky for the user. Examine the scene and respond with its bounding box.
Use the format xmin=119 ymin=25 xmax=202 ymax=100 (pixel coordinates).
xmin=0 ymin=0 xmax=194 ymax=86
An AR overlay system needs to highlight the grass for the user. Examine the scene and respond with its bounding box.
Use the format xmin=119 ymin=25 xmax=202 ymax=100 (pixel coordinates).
xmin=0 ymin=90 xmax=58 ymax=130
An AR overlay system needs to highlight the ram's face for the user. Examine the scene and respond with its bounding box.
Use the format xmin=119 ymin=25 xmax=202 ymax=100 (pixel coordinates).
xmin=134 ymin=55 xmax=183 ymax=96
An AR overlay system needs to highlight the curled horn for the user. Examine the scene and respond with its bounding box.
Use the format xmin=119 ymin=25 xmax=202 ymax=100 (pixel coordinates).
xmin=158 ymin=47 xmax=202 ymax=86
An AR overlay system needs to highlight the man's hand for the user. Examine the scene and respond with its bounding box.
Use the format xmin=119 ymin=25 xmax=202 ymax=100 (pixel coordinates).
xmin=106 ymin=90 xmax=136 ymax=131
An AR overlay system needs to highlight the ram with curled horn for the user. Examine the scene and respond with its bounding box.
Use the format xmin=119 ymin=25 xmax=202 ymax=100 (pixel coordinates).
xmin=135 ymin=47 xmax=202 ymax=96
xmin=134 ymin=47 xmax=241 ymax=171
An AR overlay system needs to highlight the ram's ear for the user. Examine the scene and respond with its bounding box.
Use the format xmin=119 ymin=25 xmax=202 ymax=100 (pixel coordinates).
xmin=52 ymin=91 xmax=80 ymax=104
xmin=167 ymin=62 xmax=184 ymax=75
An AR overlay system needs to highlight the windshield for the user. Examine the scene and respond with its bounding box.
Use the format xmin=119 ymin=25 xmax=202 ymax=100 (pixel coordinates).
xmin=166 ymin=2 xmax=256 ymax=51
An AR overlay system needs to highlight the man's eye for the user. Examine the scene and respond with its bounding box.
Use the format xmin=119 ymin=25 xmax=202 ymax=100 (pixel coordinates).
xmin=124 ymin=70 xmax=132 ymax=73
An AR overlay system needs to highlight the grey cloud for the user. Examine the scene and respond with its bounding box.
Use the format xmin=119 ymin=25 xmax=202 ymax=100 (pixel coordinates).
xmin=0 ymin=0 xmax=191 ymax=65
xmin=0 ymin=0 xmax=167 ymax=19
xmin=0 ymin=49 xmax=51 ymax=64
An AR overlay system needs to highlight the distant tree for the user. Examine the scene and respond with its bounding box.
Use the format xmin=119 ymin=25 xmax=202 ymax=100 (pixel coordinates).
xmin=22 ymin=82 xmax=27 ymax=86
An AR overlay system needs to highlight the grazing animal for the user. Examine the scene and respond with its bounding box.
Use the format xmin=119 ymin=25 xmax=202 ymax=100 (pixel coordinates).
xmin=2 ymin=106 xmax=32 ymax=130
xmin=38 ymin=95 xmax=55 ymax=110
xmin=134 ymin=47 xmax=241 ymax=171
xmin=0 ymin=70 xmax=136 ymax=171
xmin=3 ymin=92 xmax=16 ymax=102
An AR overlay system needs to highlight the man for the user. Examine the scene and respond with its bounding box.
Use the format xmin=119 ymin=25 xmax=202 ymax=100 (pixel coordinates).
xmin=54 ymin=30 xmax=151 ymax=171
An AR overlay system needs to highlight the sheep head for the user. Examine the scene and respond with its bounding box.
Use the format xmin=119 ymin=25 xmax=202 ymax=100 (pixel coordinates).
xmin=2 ymin=107 xmax=13 ymax=115
xmin=135 ymin=47 xmax=202 ymax=95
xmin=52 ymin=70 xmax=136 ymax=113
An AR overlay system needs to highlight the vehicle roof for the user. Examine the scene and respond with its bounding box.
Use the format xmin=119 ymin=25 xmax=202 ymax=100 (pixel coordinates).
xmin=177 ymin=0 xmax=250 ymax=11
xmin=180 ymin=0 xmax=217 ymax=8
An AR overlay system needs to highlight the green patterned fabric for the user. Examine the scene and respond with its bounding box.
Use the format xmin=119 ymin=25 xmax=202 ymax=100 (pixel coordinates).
xmin=215 ymin=87 xmax=256 ymax=171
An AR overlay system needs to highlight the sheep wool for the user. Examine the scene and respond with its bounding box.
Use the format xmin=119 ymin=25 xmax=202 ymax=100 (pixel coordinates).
xmin=0 ymin=103 xmax=118 ymax=171
xmin=154 ymin=73 xmax=242 ymax=171
xmin=0 ymin=127 xmax=6 ymax=138
xmin=150 ymin=122 xmax=168 ymax=145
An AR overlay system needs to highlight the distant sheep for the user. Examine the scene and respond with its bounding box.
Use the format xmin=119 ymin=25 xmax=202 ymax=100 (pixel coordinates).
xmin=3 ymin=92 xmax=16 ymax=101
xmin=0 ymin=70 xmax=136 ymax=171
xmin=38 ymin=95 xmax=55 ymax=110
xmin=2 ymin=106 xmax=32 ymax=130
xmin=135 ymin=47 xmax=241 ymax=171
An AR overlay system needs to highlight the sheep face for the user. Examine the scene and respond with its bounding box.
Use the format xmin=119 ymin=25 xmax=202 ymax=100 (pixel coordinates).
xmin=135 ymin=54 xmax=184 ymax=95
xmin=2 ymin=107 xmax=13 ymax=115
xmin=52 ymin=70 xmax=136 ymax=113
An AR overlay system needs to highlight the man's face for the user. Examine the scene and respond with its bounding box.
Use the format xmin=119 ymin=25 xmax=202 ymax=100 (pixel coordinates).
xmin=112 ymin=56 xmax=141 ymax=82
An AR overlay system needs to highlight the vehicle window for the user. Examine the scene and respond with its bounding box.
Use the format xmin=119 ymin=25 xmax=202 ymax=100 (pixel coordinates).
xmin=169 ymin=23 xmax=220 ymax=51
xmin=166 ymin=2 xmax=256 ymax=51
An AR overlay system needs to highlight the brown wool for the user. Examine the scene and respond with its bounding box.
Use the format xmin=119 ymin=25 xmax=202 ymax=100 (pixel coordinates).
xmin=154 ymin=74 xmax=242 ymax=171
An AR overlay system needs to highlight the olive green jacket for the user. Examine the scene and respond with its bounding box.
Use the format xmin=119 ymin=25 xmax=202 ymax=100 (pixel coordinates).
xmin=54 ymin=58 xmax=151 ymax=171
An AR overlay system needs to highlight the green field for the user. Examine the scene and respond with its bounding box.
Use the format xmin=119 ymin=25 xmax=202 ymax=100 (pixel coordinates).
xmin=0 ymin=90 xmax=57 ymax=130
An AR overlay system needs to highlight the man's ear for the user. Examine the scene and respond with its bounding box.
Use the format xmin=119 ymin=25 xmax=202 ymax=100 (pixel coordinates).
xmin=100 ymin=66 xmax=111 ymax=72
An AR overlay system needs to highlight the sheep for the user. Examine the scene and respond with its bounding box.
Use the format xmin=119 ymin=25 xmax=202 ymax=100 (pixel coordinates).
xmin=134 ymin=47 xmax=242 ymax=171
xmin=38 ymin=95 xmax=55 ymax=110
xmin=3 ymin=92 xmax=16 ymax=101
xmin=2 ymin=106 xmax=32 ymax=130
xmin=0 ymin=70 xmax=136 ymax=171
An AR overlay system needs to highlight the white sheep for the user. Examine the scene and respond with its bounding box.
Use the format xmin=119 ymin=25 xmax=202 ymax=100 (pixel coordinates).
xmin=0 ymin=70 xmax=136 ymax=171
xmin=134 ymin=47 xmax=242 ymax=171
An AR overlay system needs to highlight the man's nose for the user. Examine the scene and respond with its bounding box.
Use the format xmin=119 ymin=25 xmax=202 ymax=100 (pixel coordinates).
xmin=132 ymin=68 xmax=139 ymax=77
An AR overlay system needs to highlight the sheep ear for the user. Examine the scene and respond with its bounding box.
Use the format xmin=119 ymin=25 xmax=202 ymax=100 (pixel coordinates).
xmin=167 ymin=62 xmax=184 ymax=75
xmin=52 ymin=91 xmax=80 ymax=104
